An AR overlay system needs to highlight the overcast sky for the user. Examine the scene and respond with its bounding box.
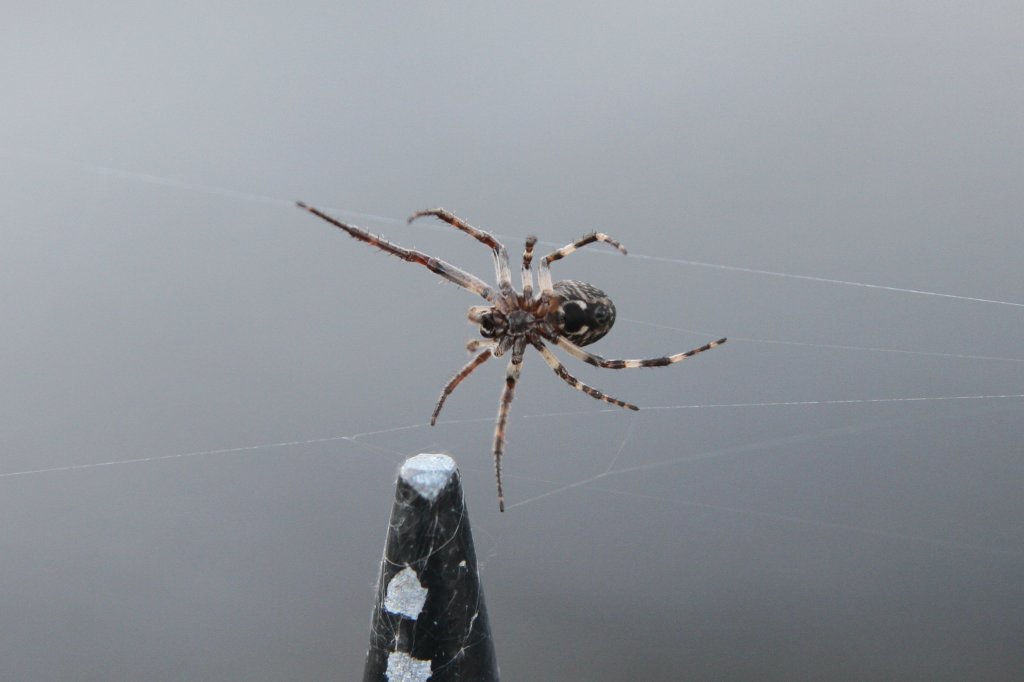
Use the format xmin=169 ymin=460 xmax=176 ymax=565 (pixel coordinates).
xmin=2 ymin=2 xmax=1022 ymax=680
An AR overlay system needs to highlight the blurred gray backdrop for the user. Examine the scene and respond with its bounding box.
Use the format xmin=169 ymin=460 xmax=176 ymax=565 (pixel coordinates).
xmin=2 ymin=2 xmax=1022 ymax=680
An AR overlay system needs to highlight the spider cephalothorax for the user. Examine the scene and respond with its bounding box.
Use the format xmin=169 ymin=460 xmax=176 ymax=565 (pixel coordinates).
xmin=297 ymin=202 xmax=726 ymax=511
xmin=469 ymin=280 xmax=615 ymax=360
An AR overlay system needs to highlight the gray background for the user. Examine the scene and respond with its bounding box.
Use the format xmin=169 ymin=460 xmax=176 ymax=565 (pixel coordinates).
xmin=2 ymin=2 xmax=1022 ymax=680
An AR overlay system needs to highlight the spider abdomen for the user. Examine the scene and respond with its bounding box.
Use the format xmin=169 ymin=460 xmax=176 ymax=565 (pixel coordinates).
xmin=552 ymin=280 xmax=616 ymax=346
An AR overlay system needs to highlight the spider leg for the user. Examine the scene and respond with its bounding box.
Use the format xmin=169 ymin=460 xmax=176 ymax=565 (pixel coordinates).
xmin=466 ymin=338 xmax=493 ymax=352
xmin=431 ymin=348 xmax=493 ymax=425
xmin=537 ymin=232 xmax=628 ymax=293
xmin=531 ymin=339 xmax=638 ymax=411
xmin=408 ymin=208 xmax=514 ymax=297
xmin=511 ymin=336 xmax=528 ymax=365
xmin=297 ymin=203 xmax=495 ymax=302
xmin=521 ymin=236 xmax=537 ymax=300
xmin=553 ymin=335 xmax=727 ymax=368
xmin=492 ymin=355 xmax=523 ymax=512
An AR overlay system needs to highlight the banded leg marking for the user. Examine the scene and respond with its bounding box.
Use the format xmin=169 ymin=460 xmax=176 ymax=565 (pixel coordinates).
xmin=538 ymin=232 xmax=627 ymax=293
xmin=531 ymin=340 xmax=638 ymax=411
xmin=553 ymin=336 xmax=727 ymax=369
xmin=521 ymin=236 xmax=537 ymax=300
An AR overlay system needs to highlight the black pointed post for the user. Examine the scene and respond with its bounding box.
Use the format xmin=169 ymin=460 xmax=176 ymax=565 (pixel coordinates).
xmin=364 ymin=453 xmax=499 ymax=682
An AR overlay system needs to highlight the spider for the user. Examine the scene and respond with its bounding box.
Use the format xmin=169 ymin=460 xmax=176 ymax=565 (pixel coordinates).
xmin=297 ymin=202 xmax=726 ymax=511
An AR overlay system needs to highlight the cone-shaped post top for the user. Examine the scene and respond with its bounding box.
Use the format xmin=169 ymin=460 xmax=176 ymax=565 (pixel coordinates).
xmin=364 ymin=453 xmax=499 ymax=681
xmin=399 ymin=453 xmax=457 ymax=503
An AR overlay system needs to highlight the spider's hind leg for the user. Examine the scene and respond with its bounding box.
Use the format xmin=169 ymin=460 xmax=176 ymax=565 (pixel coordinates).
xmin=554 ymin=335 xmax=727 ymax=369
xmin=531 ymin=339 xmax=638 ymax=411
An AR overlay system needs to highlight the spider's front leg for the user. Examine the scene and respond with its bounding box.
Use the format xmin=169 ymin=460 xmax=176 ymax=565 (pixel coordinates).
xmin=409 ymin=208 xmax=515 ymax=297
xmin=297 ymin=202 xmax=496 ymax=302
xmin=492 ymin=355 xmax=523 ymax=512
xmin=431 ymin=348 xmax=493 ymax=425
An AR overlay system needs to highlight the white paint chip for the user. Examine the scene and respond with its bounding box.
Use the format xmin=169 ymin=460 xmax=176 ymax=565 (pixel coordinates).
xmin=400 ymin=453 xmax=457 ymax=502
xmin=386 ymin=651 xmax=432 ymax=681
xmin=384 ymin=567 xmax=428 ymax=620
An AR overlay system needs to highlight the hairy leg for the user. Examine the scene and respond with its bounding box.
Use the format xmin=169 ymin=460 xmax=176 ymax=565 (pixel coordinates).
xmin=409 ymin=208 xmax=514 ymax=297
xmin=431 ymin=349 xmax=493 ymax=425
xmin=492 ymin=356 xmax=523 ymax=512
xmin=297 ymin=202 xmax=495 ymax=301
